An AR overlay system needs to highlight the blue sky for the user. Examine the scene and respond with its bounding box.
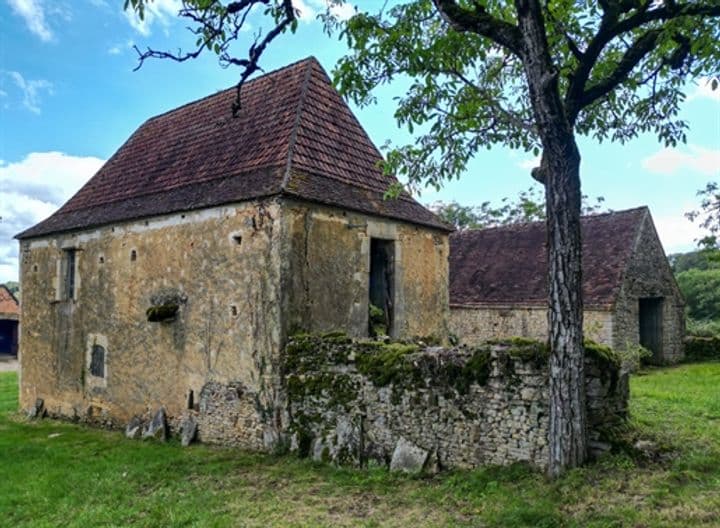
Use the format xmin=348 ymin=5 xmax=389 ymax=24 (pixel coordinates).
xmin=0 ymin=0 xmax=719 ymax=283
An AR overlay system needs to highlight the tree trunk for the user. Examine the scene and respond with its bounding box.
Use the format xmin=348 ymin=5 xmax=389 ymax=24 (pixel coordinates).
xmin=514 ymin=0 xmax=587 ymax=477
xmin=544 ymin=142 xmax=585 ymax=478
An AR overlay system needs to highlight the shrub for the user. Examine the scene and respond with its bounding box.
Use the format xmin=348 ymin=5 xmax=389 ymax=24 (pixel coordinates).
xmin=684 ymin=336 xmax=720 ymax=361
xmin=617 ymin=343 xmax=652 ymax=372
xmin=686 ymin=318 xmax=720 ymax=338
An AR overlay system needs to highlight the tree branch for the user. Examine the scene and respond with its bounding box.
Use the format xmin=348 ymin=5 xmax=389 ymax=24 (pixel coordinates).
xmin=431 ymin=0 xmax=524 ymax=58
xmin=131 ymin=0 xmax=296 ymax=116
xmin=228 ymin=0 xmax=297 ymax=115
xmin=577 ymin=29 xmax=661 ymax=109
xmin=566 ymin=1 xmax=720 ymax=122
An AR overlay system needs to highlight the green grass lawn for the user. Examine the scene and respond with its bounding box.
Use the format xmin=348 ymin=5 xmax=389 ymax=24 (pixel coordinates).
xmin=1 ymin=363 xmax=719 ymax=527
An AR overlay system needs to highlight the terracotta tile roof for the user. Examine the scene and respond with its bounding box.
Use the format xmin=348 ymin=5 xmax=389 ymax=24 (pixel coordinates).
xmin=0 ymin=285 xmax=19 ymax=316
xmin=449 ymin=207 xmax=649 ymax=308
xmin=18 ymin=57 xmax=449 ymax=239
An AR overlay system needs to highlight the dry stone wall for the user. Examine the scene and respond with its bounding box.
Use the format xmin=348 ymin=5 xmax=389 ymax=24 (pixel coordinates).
xmin=281 ymin=334 xmax=629 ymax=471
xmin=34 ymin=332 xmax=629 ymax=473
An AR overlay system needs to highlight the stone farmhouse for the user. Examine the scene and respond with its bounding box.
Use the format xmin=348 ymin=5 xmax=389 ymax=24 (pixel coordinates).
xmin=15 ymin=58 xmax=629 ymax=469
xmin=0 ymin=285 xmax=19 ymax=356
xmin=16 ymin=57 xmax=450 ymax=429
xmin=449 ymin=207 xmax=685 ymax=364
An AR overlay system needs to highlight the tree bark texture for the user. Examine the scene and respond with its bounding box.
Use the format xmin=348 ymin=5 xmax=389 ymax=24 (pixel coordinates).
xmin=514 ymin=0 xmax=587 ymax=477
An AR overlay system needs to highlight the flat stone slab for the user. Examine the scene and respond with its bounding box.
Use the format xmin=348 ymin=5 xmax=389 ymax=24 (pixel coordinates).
xmin=142 ymin=408 xmax=167 ymax=442
xmin=125 ymin=416 xmax=144 ymax=440
xmin=180 ymin=416 xmax=197 ymax=447
xmin=390 ymin=437 xmax=429 ymax=474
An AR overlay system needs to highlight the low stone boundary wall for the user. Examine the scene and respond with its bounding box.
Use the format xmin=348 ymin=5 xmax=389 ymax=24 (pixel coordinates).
xmin=282 ymin=335 xmax=629 ymax=471
xmin=60 ymin=333 xmax=628 ymax=472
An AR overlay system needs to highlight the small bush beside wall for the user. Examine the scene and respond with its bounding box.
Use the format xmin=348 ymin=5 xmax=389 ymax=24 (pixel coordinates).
xmin=684 ymin=336 xmax=720 ymax=362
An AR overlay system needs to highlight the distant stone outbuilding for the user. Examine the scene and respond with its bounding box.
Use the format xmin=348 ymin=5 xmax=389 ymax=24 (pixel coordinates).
xmin=0 ymin=285 xmax=19 ymax=356
xmin=15 ymin=58 xmax=451 ymax=434
xmin=449 ymin=207 xmax=685 ymax=364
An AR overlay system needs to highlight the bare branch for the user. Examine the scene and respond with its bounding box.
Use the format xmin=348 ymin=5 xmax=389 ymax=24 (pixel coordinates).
xmin=131 ymin=0 xmax=296 ymax=115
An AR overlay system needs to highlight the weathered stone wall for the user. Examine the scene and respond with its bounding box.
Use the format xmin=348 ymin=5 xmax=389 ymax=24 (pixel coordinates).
xmin=282 ymin=335 xmax=628 ymax=471
xmin=192 ymin=381 xmax=268 ymax=450
xmin=449 ymin=306 xmax=613 ymax=347
xmin=19 ymin=199 xmax=285 ymax=426
xmin=281 ymin=199 xmax=449 ymax=341
xmin=612 ymin=214 xmax=685 ymax=364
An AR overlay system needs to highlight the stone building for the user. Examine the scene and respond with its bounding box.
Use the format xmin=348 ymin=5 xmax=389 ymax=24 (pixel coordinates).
xmin=0 ymin=285 xmax=19 ymax=356
xmin=15 ymin=57 xmax=451 ymax=434
xmin=449 ymin=207 xmax=685 ymax=364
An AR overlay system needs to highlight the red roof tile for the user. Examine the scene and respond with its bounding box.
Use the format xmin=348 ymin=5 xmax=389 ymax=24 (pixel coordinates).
xmin=18 ymin=57 xmax=449 ymax=239
xmin=449 ymin=207 xmax=648 ymax=308
xmin=0 ymin=285 xmax=19 ymax=316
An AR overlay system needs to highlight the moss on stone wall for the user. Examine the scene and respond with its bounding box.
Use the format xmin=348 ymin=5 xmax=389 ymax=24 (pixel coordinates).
xmin=281 ymin=333 xmax=628 ymax=468
xmin=284 ymin=332 xmax=352 ymax=374
xmin=283 ymin=334 xmax=495 ymax=402
xmin=489 ymin=337 xmax=549 ymax=366
xmin=442 ymin=347 xmax=492 ymax=394
xmin=584 ymin=339 xmax=621 ymax=368
xmin=286 ymin=372 xmax=359 ymax=409
xmin=354 ymin=342 xmax=421 ymax=387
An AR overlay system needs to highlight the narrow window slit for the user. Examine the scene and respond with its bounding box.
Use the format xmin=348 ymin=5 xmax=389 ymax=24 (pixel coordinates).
xmin=63 ymin=248 xmax=76 ymax=300
xmin=89 ymin=345 xmax=105 ymax=378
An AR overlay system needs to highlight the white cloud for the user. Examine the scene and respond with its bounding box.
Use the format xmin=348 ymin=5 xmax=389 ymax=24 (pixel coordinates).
xmin=4 ymin=71 xmax=53 ymax=114
xmin=304 ymin=0 xmax=355 ymax=21
xmin=690 ymin=77 xmax=720 ymax=102
xmin=290 ymin=0 xmax=313 ymax=21
xmin=0 ymin=152 xmax=105 ymax=282
xmin=108 ymin=45 xmax=122 ymax=55
xmin=641 ymin=145 xmax=720 ymax=177
xmin=6 ymin=0 xmax=53 ymax=41
xmin=517 ymin=155 xmax=540 ymax=170
xmin=653 ymin=212 xmax=705 ymax=254
xmin=123 ymin=0 xmax=181 ymax=36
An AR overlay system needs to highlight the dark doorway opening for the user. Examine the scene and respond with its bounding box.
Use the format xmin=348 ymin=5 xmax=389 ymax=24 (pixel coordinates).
xmin=369 ymin=239 xmax=395 ymax=337
xmin=0 ymin=319 xmax=18 ymax=356
xmin=639 ymin=297 xmax=664 ymax=362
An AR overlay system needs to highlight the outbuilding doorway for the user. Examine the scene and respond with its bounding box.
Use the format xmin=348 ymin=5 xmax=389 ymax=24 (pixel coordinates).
xmin=369 ymin=238 xmax=395 ymax=337
xmin=639 ymin=297 xmax=664 ymax=362
xmin=0 ymin=319 xmax=18 ymax=356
